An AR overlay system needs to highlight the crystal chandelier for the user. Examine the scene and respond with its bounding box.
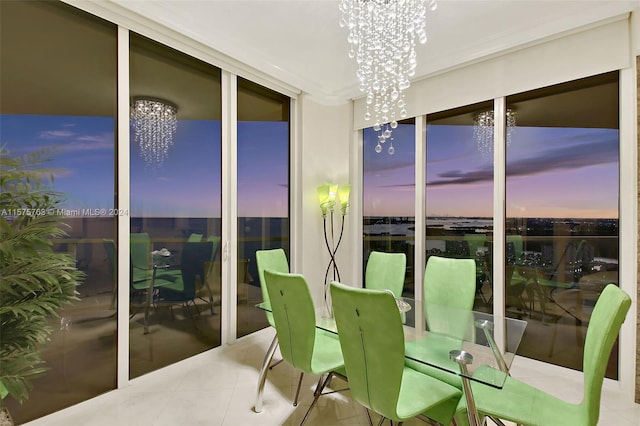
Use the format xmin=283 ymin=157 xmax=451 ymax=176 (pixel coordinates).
xmin=340 ymin=0 xmax=437 ymax=155
xmin=473 ymin=109 xmax=517 ymax=157
xmin=131 ymin=97 xmax=178 ymax=167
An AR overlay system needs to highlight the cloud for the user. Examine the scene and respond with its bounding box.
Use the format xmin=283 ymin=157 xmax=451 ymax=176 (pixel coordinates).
xmin=39 ymin=130 xmax=75 ymax=139
xmin=428 ymin=132 xmax=617 ymax=187
xmin=37 ymin=129 xmax=114 ymax=152
xmin=51 ymin=168 xmax=75 ymax=179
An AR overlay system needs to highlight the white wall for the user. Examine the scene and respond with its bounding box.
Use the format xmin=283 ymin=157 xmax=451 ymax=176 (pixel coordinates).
xmin=297 ymin=95 xmax=354 ymax=306
xmin=354 ymin=14 xmax=631 ymax=130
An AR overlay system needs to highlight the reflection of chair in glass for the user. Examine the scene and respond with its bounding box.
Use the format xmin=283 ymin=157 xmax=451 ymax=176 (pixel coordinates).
xmin=129 ymin=233 xmax=153 ymax=317
xmin=187 ymin=233 xmax=203 ymax=242
xmin=506 ymin=234 xmax=523 ymax=263
xmin=331 ymin=282 xmax=461 ymax=425
xmin=155 ymin=241 xmax=216 ymax=323
xmin=264 ymin=271 xmax=346 ymax=425
xmin=102 ymin=239 xmax=117 ymax=310
xmin=464 ymin=233 xmax=486 ymax=257
xmin=364 ymin=251 xmax=406 ymax=298
xmin=200 ymin=236 xmax=220 ymax=313
xmin=445 ymin=239 xmax=470 ymax=257
xmin=406 ymin=255 xmax=477 ymax=388
xmin=130 ymin=232 xmax=152 ymax=285
xmin=481 ymin=243 xmax=527 ymax=315
xmin=457 ymin=284 xmax=631 ymax=426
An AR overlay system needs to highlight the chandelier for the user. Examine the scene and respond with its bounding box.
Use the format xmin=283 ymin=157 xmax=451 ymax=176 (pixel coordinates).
xmin=131 ymin=97 xmax=178 ymax=167
xmin=473 ymin=109 xmax=517 ymax=157
xmin=340 ymin=0 xmax=437 ymax=155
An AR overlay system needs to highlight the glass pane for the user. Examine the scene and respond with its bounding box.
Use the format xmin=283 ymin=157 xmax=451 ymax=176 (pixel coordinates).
xmin=426 ymin=102 xmax=494 ymax=312
xmin=506 ymin=72 xmax=620 ymax=378
xmin=0 ymin=1 xmax=117 ymax=422
xmin=236 ymin=78 xmax=290 ymax=338
xmin=129 ymin=34 xmax=222 ymax=378
xmin=363 ymin=121 xmax=415 ymax=297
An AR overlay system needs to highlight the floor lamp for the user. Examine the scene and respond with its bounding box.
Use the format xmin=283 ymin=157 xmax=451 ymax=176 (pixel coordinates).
xmin=317 ymin=183 xmax=351 ymax=314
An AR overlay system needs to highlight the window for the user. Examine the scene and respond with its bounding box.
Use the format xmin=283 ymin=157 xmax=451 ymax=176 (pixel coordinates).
xmin=236 ymin=78 xmax=290 ymax=338
xmin=426 ymin=102 xmax=494 ymax=312
xmin=129 ymin=33 xmax=222 ymax=378
xmin=363 ymin=120 xmax=415 ymax=296
xmin=505 ymin=72 xmax=620 ymax=377
xmin=0 ymin=1 xmax=117 ymax=422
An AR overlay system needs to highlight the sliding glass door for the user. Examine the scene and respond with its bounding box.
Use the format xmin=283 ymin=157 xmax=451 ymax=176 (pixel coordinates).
xmin=505 ymin=72 xmax=620 ymax=377
xmin=236 ymin=78 xmax=290 ymax=338
xmin=129 ymin=33 xmax=222 ymax=378
xmin=0 ymin=1 xmax=117 ymax=422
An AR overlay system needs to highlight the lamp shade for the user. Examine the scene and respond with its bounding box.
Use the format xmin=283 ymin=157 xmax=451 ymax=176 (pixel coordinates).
xmin=317 ymin=184 xmax=331 ymax=216
xmin=338 ymin=184 xmax=351 ymax=215
xmin=329 ymin=184 xmax=338 ymax=204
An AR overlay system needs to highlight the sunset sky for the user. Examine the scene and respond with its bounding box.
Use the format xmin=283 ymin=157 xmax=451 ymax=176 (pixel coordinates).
xmin=364 ymin=123 xmax=619 ymax=219
xmin=2 ymin=115 xmax=618 ymax=220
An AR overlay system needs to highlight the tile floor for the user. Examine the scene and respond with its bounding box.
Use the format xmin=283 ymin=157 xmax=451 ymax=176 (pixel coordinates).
xmin=25 ymin=328 xmax=640 ymax=426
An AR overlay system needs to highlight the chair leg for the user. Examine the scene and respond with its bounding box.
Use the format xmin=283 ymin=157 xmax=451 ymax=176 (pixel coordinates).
xmin=293 ymin=372 xmax=305 ymax=406
xmin=300 ymin=372 xmax=333 ymax=426
xmin=269 ymin=358 xmax=284 ymax=370
xmin=364 ymin=408 xmax=374 ymax=426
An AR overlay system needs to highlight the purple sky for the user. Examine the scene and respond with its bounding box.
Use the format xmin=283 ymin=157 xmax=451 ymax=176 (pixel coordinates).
xmin=364 ymin=123 xmax=618 ymax=218
xmin=2 ymin=115 xmax=289 ymax=218
xmin=3 ymin=115 xmax=618 ymax=219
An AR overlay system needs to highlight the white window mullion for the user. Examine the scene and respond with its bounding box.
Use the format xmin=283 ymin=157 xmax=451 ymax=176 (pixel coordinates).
xmin=415 ymin=115 xmax=427 ymax=332
xmin=493 ymin=97 xmax=507 ymax=349
xmin=116 ymin=26 xmax=131 ymax=388
xmin=221 ymin=70 xmax=238 ymax=345
xmin=617 ymin=65 xmax=637 ymax=399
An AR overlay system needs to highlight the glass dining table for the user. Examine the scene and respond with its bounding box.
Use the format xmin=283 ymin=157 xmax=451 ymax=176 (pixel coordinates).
xmin=255 ymin=297 xmax=527 ymax=426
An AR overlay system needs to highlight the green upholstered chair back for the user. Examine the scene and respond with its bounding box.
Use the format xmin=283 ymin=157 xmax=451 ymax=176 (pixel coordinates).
xmin=264 ymin=270 xmax=315 ymax=373
xmin=331 ymin=282 xmax=404 ymax=419
xmin=581 ymin=284 xmax=630 ymax=424
xmin=365 ymin=251 xmax=406 ymax=298
xmin=130 ymin=233 xmax=151 ymax=283
xmin=256 ymin=248 xmax=289 ymax=326
xmin=423 ymin=255 xmax=476 ymax=339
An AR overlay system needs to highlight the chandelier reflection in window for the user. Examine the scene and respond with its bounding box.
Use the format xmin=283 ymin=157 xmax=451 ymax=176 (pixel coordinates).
xmin=339 ymin=0 xmax=437 ymax=155
xmin=131 ymin=97 xmax=178 ymax=167
xmin=473 ymin=109 xmax=516 ymax=157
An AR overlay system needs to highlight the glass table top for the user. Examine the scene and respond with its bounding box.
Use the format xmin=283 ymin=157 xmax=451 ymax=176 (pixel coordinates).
xmin=257 ymin=296 xmax=527 ymax=389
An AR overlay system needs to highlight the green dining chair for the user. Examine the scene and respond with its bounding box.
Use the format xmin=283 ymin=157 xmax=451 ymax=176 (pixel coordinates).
xmin=330 ymin=282 xmax=462 ymax=426
xmin=423 ymin=255 xmax=477 ymax=339
xmin=254 ymin=249 xmax=290 ymax=412
xmin=405 ymin=255 xmax=477 ymax=388
xmin=365 ymin=251 xmax=406 ymax=298
xmin=455 ymin=284 xmax=631 ymax=426
xmin=256 ymin=248 xmax=289 ymax=328
xmin=264 ymin=270 xmax=346 ymax=425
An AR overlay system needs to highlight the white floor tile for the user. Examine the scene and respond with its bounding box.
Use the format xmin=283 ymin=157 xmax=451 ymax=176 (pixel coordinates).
xmin=25 ymin=328 xmax=640 ymax=426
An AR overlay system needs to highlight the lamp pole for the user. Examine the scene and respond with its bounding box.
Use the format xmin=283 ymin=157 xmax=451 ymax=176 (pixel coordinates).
xmin=318 ymin=184 xmax=350 ymax=315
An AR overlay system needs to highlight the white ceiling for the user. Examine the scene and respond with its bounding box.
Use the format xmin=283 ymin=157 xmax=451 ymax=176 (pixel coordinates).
xmin=113 ymin=0 xmax=638 ymax=105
